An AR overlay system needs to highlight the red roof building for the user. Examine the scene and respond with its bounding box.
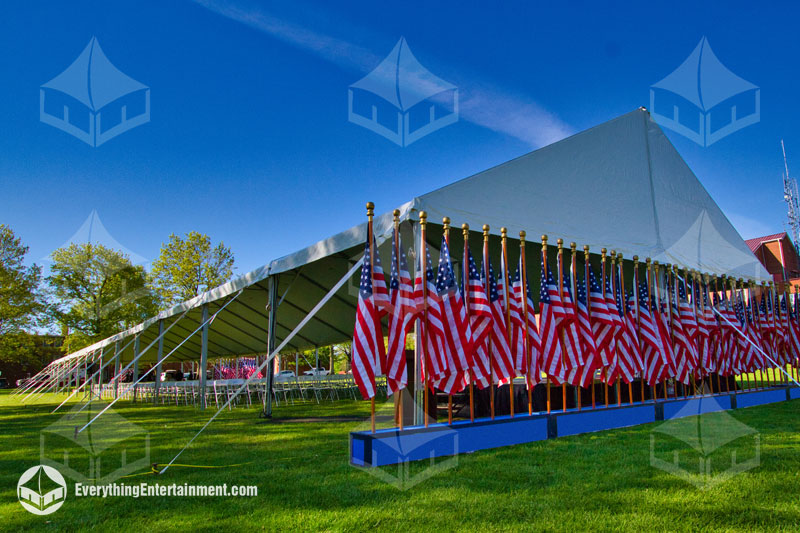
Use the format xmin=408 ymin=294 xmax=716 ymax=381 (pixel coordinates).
xmin=744 ymin=232 xmax=800 ymax=290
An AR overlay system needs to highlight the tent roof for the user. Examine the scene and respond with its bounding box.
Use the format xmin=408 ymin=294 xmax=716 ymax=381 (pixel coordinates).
xmin=41 ymin=37 xmax=148 ymax=112
xmin=651 ymin=37 xmax=757 ymax=111
xmin=54 ymin=108 xmax=768 ymax=365
xmin=349 ymin=37 xmax=456 ymax=111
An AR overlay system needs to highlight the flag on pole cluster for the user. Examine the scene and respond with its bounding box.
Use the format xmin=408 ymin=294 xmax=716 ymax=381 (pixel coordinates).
xmin=481 ymin=260 xmax=515 ymax=385
xmin=385 ymin=229 xmax=417 ymax=395
xmin=464 ymin=248 xmax=493 ymax=388
xmin=352 ymin=237 xmax=387 ymax=400
xmin=539 ymin=260 xmax=565 ymax=381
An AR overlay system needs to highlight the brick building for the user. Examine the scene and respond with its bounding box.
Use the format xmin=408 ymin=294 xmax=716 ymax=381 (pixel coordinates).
xmin=745 ymin=232 xmax=800 ymax=291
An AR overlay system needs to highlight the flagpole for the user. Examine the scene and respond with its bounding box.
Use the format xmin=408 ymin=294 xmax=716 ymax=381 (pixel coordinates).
xmin=569 ymin=242 xmax=581 ymax=411
xmin=393 ymin=209 xmax=404 ymax=431
xmin=420 ymin=211 xmax=431 ymax=427
xmin=603 ymin=249 xmax=612 ymax=407
xmin=652 ymin=260 xmax=668 ymax=401
xmin=462 ymin=223 xmax=475 ymax=423
xmin=366 ymin=201 xmax=377 ymax=434
xmin=542 ymin=235 xmax=551 ymax=414
xmin=443 ymin=217 xmax=454 ymax=426
xmin=501 ymin=227 xmax=514 ymax=418
xmin=520 ymin=231 xmax=533 ymax=416
xmin=714 ymin=275 xmax=723 ymax=392
xmin=689 ymin=269 xmax=700 ymax=397
xmin=558 ymin=238 xmax=567 ymax=413
xmin=484 ymin=224 xmax=496 ymax=420
xmin=669 ymin=265 xmax=682 ymax=398
xmin=584 ymin=244 xmax=596 ymax=409
xmin=633 ymin=255 xmax=646 ymax=402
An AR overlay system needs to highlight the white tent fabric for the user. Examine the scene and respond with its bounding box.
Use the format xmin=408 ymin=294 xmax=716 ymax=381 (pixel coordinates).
xmin=53 ymin=108 xmax=768 ymax=366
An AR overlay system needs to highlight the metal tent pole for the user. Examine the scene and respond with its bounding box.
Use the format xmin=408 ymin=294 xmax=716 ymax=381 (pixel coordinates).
xmin=155 ymin=319 xmax=164 ymax=403
xmin=114 ymin=341 xmax=121 ymax=399
xmin=263 ymin=275 xmax=278 ymax=417
xmin=200 ymin=303 xmax=210 ymax=409
xmin=132 ymin=334 xmax=140 ymax=402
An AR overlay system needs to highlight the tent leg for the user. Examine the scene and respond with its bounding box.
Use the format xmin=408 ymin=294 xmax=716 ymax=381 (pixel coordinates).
xmin=155 ymin=319 xmax=164 ymax=403
xmin=114 ymin=342 xmax=121 ymax=399
xmin=132 ymin=334 xmax=140 ymax=402
xmin=200 ymin=303 xmax=210 ymax=409
xmin=262 ymin=275 xmax=278 ymax=418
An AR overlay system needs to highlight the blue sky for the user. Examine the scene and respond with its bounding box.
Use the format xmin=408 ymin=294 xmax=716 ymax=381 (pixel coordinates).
xmin=1 ymin=0 xmax=798 ymax=275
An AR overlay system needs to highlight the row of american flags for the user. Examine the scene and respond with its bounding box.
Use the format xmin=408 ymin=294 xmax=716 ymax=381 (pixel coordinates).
xmin=353 ymin=207 xmax=799 ymax=422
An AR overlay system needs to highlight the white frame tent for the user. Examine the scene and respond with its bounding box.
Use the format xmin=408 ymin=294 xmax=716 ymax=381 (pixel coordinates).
xmin=32 ymin=108 xmax=769 ymax=419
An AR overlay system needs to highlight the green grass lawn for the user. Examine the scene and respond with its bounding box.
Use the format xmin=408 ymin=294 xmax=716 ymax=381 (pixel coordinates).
xmin=2 ymin=389 xmax=799 ymax=532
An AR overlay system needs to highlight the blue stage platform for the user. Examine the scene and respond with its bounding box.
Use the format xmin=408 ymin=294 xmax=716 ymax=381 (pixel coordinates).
xmin=350 ymin=386 xmax=799 ymax=467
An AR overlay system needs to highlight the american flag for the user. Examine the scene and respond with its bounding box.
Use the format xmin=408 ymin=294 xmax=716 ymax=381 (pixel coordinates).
xmin=557 ymin=260 xmax=584 ymax=375
xmin=565 ymin=273 xmax=601 ymax=388
xmin=385 ymin=229 xmax=417 ymax=395
xmin=539 ymin=259 xmax=565 ymax=381
xmin=413 ymin=242 xmax=447 ymax=383
xmin=352 ymin=236 xmax=386 ymax=400
xmin=789 ymin=292 xmax=800 ymax=367
xmin=696 ymin=279 xmax=718 ymax=375
xmin=606 ymin=270 xmax=640 ymax=383
xmin=636 ymin=280 xmax=669 ymax=386
xmin=464 ymin=247 xmax=491 ymax=388
xmin=515 ymin=260 xmax=544 ymax=386
xmin=779 ymin=293 xmax=791 ymax=364
xmin=481 ymin=259 xmax=515 ymax=386
xmin=587 ymin=267 xmax=614 ymax=367
xmin=652 ymin=278 xmax=676 ymax=383
xmin=430 ymin=236 xmax=473 ymax=394
xmin=512 ymin=263 xmax=544 ymax=385
xmin=670 ymin=275 xmax=698 ymax=384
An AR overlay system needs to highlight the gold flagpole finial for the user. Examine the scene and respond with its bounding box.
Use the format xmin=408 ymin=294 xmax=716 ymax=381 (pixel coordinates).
xmin=419 ymin=211 xmax=427 ymax=227
xmin=483 ymin=224 xmax=490 ymax=240
xmin=520 ymin=230 xmax=526 ymax=240
xmin=501 ymin=227 xmax=508 ymax=239
xmin=542 ymin=234 xmax=548 ymax=246
xmin=462 ymin=223 xmax=469 ymax=238
xmin=442 ymin=216 xmax=450 ymax=233
xmin=366 ymin=202 xmax=374 ymax=218
xmin=570 ymin=242 xmax=577 ymax=252
xmin=393 ymin=208 xmax=400 ymax=221
xmin=584 ymin=244 xmax=590 ymax=261
xmin=557 ymin=238 xmax=563 ymax=254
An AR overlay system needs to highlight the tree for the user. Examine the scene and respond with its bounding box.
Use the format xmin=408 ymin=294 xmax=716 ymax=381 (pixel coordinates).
xmin=0 ymin=224 xmax=45 ymax=363
xmin=47 ymin=243 xmax=157 ymax=351
xmin=149 ymin=232 xmax=235 ymax=308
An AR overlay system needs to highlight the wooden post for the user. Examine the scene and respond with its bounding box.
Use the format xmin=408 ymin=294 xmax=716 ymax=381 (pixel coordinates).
xmin=520 ymin=231 xmax=533 ymax=416
xmin=557 ymin=238 xmax=567 ymax=412
xmin=420 ymin=211 xmax=432 ymax=427
xmin=603 ymin=249 xmax=611 ymax=408
xmin=584 ymin=244 xmax=596 ymax=409
xmin=443 ymin=216 xmax=454 ymax=426
xmin=542 ymin=235 xmax=551 ymax=414
xmin=570 ymin=242 xmax=582 ymax=411
xmin=484 ymin=225 xmax=496 ymax=420
xmin=463 ymin=223 xmax=475 ymax=422
xmin=501 ymin=227 xmax=515 ymax=418
xmin=393 ymin=210 xmax=404 ymax=431
xmin=366 ymin=202 xmax=376 ymax=433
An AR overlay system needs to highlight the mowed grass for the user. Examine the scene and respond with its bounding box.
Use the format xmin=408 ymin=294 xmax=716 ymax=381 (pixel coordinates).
xmin=1 ymin=389 xmax=800 ymax=532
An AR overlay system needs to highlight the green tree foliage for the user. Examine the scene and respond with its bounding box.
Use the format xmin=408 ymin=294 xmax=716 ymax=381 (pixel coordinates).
xmin=149 ymin=231 xmax=235 ymax=308
xmin=47 ymin=243 xmax=157 ymax=351
xmin=0 ymin=224 xmax=45 ymax=363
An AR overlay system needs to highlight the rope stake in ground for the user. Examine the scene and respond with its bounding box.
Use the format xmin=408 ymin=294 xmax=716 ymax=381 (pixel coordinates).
xmin=159 ymin=257 xmax=364 ymax=475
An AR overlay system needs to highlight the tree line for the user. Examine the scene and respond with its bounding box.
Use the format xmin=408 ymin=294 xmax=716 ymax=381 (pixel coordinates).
xmin=0 ymin=224 xmax=234 ymax=363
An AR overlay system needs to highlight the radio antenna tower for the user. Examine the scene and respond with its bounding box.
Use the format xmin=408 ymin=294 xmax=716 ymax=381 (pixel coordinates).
xmin=783 ymin=140 xmax=800 ymax=246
